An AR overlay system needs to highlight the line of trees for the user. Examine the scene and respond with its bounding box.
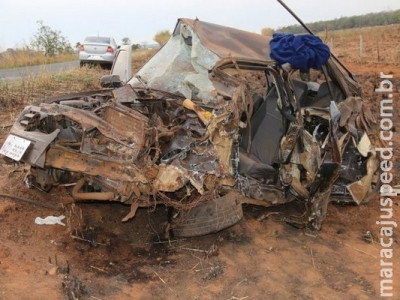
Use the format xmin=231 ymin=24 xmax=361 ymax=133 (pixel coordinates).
xmin=275 ymin=9 xmax=400 ymax=34
xmin=21 ymin=19 xmax=172 ymax=55
xmin=119 ymin=30 xmax=171 ymax=51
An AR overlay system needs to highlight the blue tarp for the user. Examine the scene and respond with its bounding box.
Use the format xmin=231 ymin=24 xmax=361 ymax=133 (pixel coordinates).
xmin=270 ymin=33 xmax=330 ymax=71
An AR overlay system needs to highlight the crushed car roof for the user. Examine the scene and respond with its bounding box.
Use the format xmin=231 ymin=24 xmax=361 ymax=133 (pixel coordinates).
xmin=175 ymin=18 xmax=273 ymax=62
xmin=129 ymin=18 xmax=275 ymax=103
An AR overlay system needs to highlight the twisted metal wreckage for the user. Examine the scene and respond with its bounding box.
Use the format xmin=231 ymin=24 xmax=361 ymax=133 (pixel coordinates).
xmin=1 ymin=18 xmax=380 ymax=237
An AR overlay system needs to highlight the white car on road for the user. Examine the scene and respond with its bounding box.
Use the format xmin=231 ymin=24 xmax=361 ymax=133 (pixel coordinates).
xmin=78 ymin=36 xmax=117 ymax=68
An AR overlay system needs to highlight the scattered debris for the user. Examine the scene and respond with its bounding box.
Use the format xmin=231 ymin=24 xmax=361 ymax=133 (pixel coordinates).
xmin=342 ymin=242 xmax=377 ymax=259
xmin=265 ymin=246 xmax=274 ymax=253
xmin=202 ymin=264 xmax=224 ymax=281
xmin=90 ymin=265 xmax=107 ymax=273
xmin=361 ymin=230 xmax=374 ymax=243
xmin=47 ymin=266 xmax=58 ymax=276
xmin=257 ymin=212 xmax=279 ymax=222
xmin=304 ymin=229 xmax=318 ymax=238
xmin=0 ymin=193 xmax=60 ymax=210
xmin=205 ymin=244 xmax=219 ymax=258
xmin=70 ymin=234 xmax=106 ymax=247
xmin=310 ymin=248 xmax=316 ymax=269
xmin=62 ymin=275 xmax=86 ymax=300
xmin=34 ymin=215 xmax=65 ymax=226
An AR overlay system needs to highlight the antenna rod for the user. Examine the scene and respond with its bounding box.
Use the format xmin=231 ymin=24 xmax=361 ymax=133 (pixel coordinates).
xmin=277 ymin=0 xmax=314 ymax=35
xmin=276 ymin=0 xmax=353 ymax=76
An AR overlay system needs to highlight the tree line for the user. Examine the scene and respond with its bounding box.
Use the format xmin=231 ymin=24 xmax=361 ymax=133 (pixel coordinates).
xmin=274 ymin=9 xmax=400 ymax=34
xmin=10 ymin=20 xmax=171 ymax=56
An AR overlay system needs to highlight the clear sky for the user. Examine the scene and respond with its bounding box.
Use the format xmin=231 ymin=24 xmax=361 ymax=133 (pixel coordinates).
xmin=1 ymin=0 xmax=399 ymax=50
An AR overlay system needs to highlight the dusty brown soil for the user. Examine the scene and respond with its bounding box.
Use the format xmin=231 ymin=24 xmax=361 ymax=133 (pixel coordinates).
xmin=0 ymin=65 xmax=399 ymax=299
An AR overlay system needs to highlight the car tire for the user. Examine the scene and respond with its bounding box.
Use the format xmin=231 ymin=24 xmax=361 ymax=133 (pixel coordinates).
xmin=171 ymin=192 xmax=243 ymax=237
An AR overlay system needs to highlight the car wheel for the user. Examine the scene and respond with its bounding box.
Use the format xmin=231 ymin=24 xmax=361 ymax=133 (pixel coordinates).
xmin=171 ymin=192 xmax=243 ymax=237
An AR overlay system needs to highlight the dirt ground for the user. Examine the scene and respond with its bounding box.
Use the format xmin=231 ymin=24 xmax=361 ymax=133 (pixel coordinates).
xmin=0 ymin=65 xmax=399 ymax=300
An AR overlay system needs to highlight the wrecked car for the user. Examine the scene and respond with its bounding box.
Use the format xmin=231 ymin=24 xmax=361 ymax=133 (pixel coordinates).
xmin=0 ymin=18 xmax=380 ymax=237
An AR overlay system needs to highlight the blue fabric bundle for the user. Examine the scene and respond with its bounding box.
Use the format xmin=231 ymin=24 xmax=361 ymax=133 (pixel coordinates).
xmin=270 ymin=33 xmax=330 ymax=71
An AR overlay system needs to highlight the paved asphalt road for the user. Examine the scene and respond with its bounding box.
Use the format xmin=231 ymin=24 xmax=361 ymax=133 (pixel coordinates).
xmin=0 ymin=60 xmax=80 ymax=82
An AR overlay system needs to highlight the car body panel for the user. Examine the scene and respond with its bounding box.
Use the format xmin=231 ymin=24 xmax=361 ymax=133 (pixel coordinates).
xmin=111 ymin=45 xmax=132 ymax=83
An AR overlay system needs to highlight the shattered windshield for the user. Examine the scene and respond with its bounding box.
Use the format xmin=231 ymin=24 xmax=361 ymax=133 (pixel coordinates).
xmin=129 ymin=19 xmax=274 ymax=103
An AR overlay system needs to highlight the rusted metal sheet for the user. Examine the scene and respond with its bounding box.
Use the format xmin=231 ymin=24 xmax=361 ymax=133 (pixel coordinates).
xmin=347 ymin=153 xmax=379 ymax=204
xmin=112 ymin=85 xmax=137 ymax=103
xmin=40 ymin=103 xmax=145 ymax=148
xmin=45 ymin=146 xmax=148 ymax=183
xmin=153 ymin=164 xmax=189 ymax=192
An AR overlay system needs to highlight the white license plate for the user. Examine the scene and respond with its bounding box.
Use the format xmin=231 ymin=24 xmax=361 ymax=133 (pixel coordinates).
xmin=0 ymin=134 xmax=31 ymax=161
xmin=88 ymin=55 xmax=103 ymax=60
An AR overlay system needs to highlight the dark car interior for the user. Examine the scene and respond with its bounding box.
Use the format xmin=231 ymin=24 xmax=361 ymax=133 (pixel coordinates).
xmin=237 ymin=66 xmax=345 ymax=185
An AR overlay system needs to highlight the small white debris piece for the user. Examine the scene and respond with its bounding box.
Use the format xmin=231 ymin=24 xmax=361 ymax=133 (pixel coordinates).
xmin=35 ymin=215 xmax=66 ymax=226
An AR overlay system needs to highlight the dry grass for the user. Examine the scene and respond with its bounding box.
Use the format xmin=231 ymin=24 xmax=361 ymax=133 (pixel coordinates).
xmin=0 ymin=65 xmax=107 ymax=111
xmin=0 ymin=47 xmax=157 ymax=71
xmin=318 ymin=24 xmax=400 ymax=65
xmin=0 ymin=49 xmax=77 ymax=70
xmin=132 ymin=48 xmax=158 ymax=73
xmin=0 ymin=48 xmax=157 ymax=111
